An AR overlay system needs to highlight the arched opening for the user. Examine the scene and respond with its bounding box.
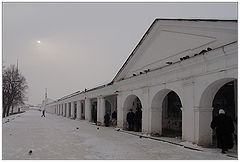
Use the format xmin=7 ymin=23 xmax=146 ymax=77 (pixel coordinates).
xmin=198 ymin=78 xmax=237 ymax=147
xmin=151 ymin=89 xmax=182 ymax=138
xmin=65 ymin=103 xmax=67 ymax=116
xmin=81 ymin=101 xmax=85 ymax=119
xmin=91 ymin=101 xmax=97 ymax=123
xmin=74 ymin=102 xmax=77 ymax=119
xmin=105 ymin=95 xmax=117 ymax=127
xmin=123 ymin=95 xmax=142 ymax=132
xmin=105 ymin=100 xmax=111 ymax=115
xmin=68 ymin=103 xmax=71 ymax=117
xmin=162 ymin=91 xmax=182 ymax=137
xmin=212 ymin=80 xmax=237 ymax=150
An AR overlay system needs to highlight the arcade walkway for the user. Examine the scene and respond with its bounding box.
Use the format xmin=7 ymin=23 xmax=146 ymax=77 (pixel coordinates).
xmin=2 ymin=110 xmax=236 ymax=160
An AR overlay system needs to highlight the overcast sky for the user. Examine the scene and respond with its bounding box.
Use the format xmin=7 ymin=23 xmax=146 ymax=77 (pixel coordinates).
xmin=3 ymin=2 xmax=237 ymax=105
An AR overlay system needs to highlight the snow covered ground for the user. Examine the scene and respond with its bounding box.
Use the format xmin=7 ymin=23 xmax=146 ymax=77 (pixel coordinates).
xmin=2 ymin=110 xmax=237 ymax=160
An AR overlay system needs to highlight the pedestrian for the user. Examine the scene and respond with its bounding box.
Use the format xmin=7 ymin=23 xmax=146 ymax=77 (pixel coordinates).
xmin=127 ymin=109 xmax=135 ymax=131
xmin=41 ymin=109 xmax=46 ymax=117
xmin=134 ymin=107 xmax=142 ymax=132
xmin=211 ymin=109 xmax=234 ymax=154
xmin=111 ymin=110 xmax=117 ymax=126
xmin=104 ymin=113 xmax=110 ymax=127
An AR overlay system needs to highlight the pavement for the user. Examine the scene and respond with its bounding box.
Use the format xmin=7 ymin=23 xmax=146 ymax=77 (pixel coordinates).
xmin=2 ymin=110 xmax=237 ymax=160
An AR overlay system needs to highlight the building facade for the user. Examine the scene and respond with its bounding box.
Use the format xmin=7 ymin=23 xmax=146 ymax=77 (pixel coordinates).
xmin=46 ymin=19 xmax=237 ymax=147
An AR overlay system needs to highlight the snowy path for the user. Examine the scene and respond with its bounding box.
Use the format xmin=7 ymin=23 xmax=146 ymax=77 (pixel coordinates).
xmin=2 ymin=110 xmax=236 ymax=160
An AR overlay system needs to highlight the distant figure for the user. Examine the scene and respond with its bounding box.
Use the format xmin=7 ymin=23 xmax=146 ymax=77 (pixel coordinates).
xmin=41 ymin=110 xmax=46 ymax=117
xmin=112 ymin=110 xmax=117 ymax=126
xmin=211 ymin=109 xmax=234 ymax=154
xmin=127 ymin=109 xmax=135 ymax=131
xmin=104 ymin=113 xmax=110 ymax=127
xmin=134 ymin=107 xmax=142 ymax=132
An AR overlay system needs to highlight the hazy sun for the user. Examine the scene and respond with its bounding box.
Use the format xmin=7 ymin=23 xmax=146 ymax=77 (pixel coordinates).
xmin=37 ymin=40 xmax=41 ymax=44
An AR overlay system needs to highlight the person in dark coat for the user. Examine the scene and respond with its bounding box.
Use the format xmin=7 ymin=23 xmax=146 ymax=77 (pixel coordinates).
xmin=41 ymin=110 xmax=46 ymax=117
xmin=112 ymin=111 xmax=117 ymax=120
xmin=134 ymin=108 xmax=142 ymax=132
xmin=104 ymin=113 xmax=110 ymax=127
xmin=211 ymin=109 xmax=234 ymax=154
xmin=111 ymin=111 xmax=117 ymax=126
xmin=127 ymin=109 xmax=135 ymax=131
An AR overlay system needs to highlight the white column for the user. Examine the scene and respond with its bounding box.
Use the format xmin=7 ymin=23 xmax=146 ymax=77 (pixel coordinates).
xmin=142 ymin=88 xmax=150 ymax=134
xmin=64 ymin=103 xmax=67 ymax=117
xmin=194 ymin=107 xmax=213 ymax=146
xmin=97 ymin=97 xmax=105 ymax=125
xmin=58 ymin=105 xmax=60 ymax=115
xmin=85 ymin=98 xmax=91 ymax=121
xmin=97 ymin=97 xmax=100 ymax=123
xmin=77 ymin=100 xmax=81 ymax=119
xmin=117 ymin=94 xmax=124 ymax=128
xmin=71 ymin=101 xmax=75 ymax=118
xmin=66 ymin=102 xmax=70 ymax=117
xmin=182 ymin=82 xmax=195 ymax=143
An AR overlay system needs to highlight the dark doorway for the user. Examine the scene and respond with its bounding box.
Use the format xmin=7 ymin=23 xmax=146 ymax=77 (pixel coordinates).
xmin=74 ymin=103 xmax=77 ymax=119
xmin=69 ymin=103 xmax=71 ymax=117
xmin=91 ymin=101 xmax=97 ymax=123
xmin=81 ymin=102 xmax=85 ymax=119
xmin=212 ymin=80 xmax=237 ymax=150
xmin=162 ymin=91 xmax=182 ymax=137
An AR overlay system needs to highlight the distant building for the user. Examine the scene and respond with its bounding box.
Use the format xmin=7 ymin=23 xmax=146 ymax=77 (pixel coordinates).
xmin=46 ymin=19 xmax=237 ymax=147
xmin=41 ymin=90 xmax=54 ymax=111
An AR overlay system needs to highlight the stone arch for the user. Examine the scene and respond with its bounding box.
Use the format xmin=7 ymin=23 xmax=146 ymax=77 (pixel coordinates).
xmin=197 ymin=77 xmax=237 ymax=146
xmin=199 ymin=78 xmax=236 ymax=108
xmin=150 ymin=89 xmax=183 ymax=137
xmin=123 ymin=94 xmax=143 ymax=131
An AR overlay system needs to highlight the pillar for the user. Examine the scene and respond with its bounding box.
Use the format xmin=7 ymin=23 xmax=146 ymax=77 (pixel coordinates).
xmin=141 ymin=87 xmax=150 ymax=134
xmin=77 ymin=100 xmax=81 ymax=119
xmin=117 ymin=93 xmax=124 ymax=128
xmin=71 ymin=101 xmax=75 ymax=118
xmin=97 ymin=96 xmax=105 ymax=125
xmin=66 ymin=102 xmax=70 ymax=117
xmin=63 ymin=103 xmax=66 ymax=117
xmin=182 ymin=81 xmax=195 ymax=143
xmin=194 ymin=107 xmax=213 ymax=146
xmin=85 ymin=98 xmax=91 ymax=121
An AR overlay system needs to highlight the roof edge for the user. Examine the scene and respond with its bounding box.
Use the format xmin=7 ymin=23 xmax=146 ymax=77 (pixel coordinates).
xmin=111 ymin=18 xmax=237 ymax=82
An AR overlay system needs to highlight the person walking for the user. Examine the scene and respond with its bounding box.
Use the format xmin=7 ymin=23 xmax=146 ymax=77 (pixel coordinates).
xmin=41 ymin=109 xmax=46 ymax=117
xmin=211 ymin=109 xmax=234 ymax=154
xmin=127 ymin=109 xmax=135 ymax=131
xmin=104 ymin=113 xmax=110 ymax=127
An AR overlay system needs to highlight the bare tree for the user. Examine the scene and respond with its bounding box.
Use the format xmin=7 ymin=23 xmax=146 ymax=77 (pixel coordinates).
xmin=2 ymin=65 xmax=28 ymax=118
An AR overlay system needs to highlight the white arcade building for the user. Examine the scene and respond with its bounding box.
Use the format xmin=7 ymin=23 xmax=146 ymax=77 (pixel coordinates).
xmin=46 ymin=19 xmax=237 ymax=147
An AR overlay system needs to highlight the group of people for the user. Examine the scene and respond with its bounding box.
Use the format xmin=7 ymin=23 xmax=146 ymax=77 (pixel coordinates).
xmin=104 ymin=110 xmax=117 ymax=127
xmin=126 ymin=108 xmax=142 ymax=132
